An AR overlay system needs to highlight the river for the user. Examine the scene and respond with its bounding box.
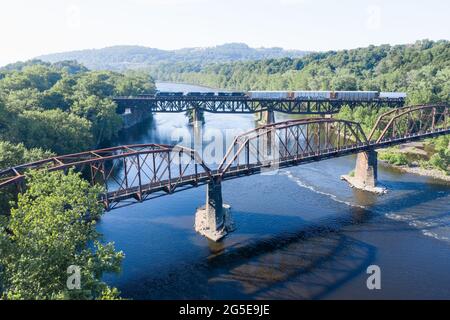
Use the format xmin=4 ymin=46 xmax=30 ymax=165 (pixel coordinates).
xmin=97 ymin=82 xmax=450 ymax=299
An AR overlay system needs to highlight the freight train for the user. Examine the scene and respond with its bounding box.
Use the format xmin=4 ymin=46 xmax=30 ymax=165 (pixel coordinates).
xmin=139 ymin=90 xmax=406 ymax=100
xmin=247 ymin=91 xmax=406 ymax=100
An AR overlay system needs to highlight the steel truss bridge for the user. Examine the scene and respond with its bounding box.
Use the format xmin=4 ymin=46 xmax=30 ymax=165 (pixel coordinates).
xmin=113 ymin=95 xmax=405 ymax=115
xmin=0 ymin=105 xmax=448 ymax=210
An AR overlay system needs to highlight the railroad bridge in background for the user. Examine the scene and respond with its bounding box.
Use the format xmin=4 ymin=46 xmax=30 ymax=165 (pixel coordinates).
xmin=0 ymin=104 xmax=448 ymax=241
xmin=112 ymin=92 xmax=405 ymax=124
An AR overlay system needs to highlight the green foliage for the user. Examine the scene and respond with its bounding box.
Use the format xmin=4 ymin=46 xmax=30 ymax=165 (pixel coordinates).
xmin=0 ymin=65 xmax=61 ymax=92
xmin=116 ymin=71 xmax=156 ymax=96
xmin=0 ymin=141 xmax=54 ymax=170
xmin=422 ymin=136 xmax=449 ymax=173
xmin=0 ymin=141 xmax=54 ymax=213
xmin=11 ymin=109 xmax=94 ymax=155
xmin=0 ymin=169 xmax=124 ymax=300
xmin=379 ymin=150 xmax=409 ymax=166
xmin=0 ymin=98 xmax=8 ymax=134
xmin=150 ymin=40 xmax=449 ymax=106
xmin=71 ymin=96 xmax=122 ymax=144
xmin=0 ymin=60 xmax=156 ymax=300
xmin=74 ymin=71 xmax=117 ymax=98
xmin=0 ymin=60 xmax=155 ymax=155
xmin=3 ymin=88 xmax=43 ymax=113
xmin=428 ymin=153 xmax=447 ymax=171
xmin=433 ymin=136 xmax=449 ymax=153
xmin=336 ymin=105 xmax=391 ymax=135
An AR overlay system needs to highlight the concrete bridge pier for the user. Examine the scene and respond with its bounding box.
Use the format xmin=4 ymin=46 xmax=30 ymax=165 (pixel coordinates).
xmin=193 ymin=117 xmax=203 ymax=157
xmin=195 ymin=179 xmax=235 ymax=241
xmin=190 ymin=108 xmax=204 ymax=126
xmin=260 ymin=109 xmax=275 ymax=125
xmin=341 ymin=150 xmax=386 ymax=194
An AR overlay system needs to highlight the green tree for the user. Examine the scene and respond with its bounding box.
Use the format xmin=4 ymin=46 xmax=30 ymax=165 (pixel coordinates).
xmin=3 ymin=88 xmax=43 ymax=113
xmin=0 ymin=141 xmax=54 ymax=213
xmin=11 ymin=109 xmax=94 ymax=154
xmin=0 ymin=98 xmax=9 ymax=135
xmin=74 ymin=71 xmax=117 ymax=98
xmin=0 ymin=141 xmax=53 ymax=170
xmin=71 ymin=96 xmax=122 ymax=144
xmin=0 ymin=169 xmax=124 ymax=300
xmin=115 ymin=71 xmax=156 ymax=96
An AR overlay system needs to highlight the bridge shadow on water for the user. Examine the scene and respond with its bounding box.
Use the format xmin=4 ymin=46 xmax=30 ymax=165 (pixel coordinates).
xmin=204 ymin=215 xmax=376 ymax=300
xmin=113 ymin=177 xmax=450 ymax=300
xmin=102 ymin=169 xmax=450 ymax=300
xmin=115 ymin=205 xmax=378 ymax=299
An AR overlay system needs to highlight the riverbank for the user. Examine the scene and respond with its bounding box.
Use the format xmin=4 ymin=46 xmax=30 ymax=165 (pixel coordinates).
xmin=379 ymin=160 xmax=450 ymax=183
xmin=377 ymin=140 xmax=449 ymax=183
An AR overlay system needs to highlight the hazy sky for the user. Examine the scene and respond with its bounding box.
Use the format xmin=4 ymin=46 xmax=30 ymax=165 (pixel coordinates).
xmin=1 ymin=0 xmax=449 ymax=66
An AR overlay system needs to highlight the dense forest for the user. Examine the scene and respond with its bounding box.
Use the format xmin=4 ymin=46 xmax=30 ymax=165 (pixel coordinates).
xmin=150 ymin=39 xmax=449 ymax=174
xmin=0 ymin=59 xmax=155 ymax=158
xmin=37 ymin=43 xmax=310 ymax=71
xmin=151 ymin=40 xmax=449 ymax=105
xmin=0 ymin=60 xmax=155 ymax=299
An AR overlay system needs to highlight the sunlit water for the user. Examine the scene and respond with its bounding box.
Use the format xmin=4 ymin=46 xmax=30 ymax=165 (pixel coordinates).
xmin=97 ymin=82 xmax=450 ymax=299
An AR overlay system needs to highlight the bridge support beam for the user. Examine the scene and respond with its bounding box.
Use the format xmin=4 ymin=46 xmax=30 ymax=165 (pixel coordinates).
xmin=193 ymin=118 xmax=203 ymax=157
xmin=190 ymin=108 xmax=205 ymax=126
xmin=195 ymin=179 xmax=235 ymax=241
xmin=260 ymin=109 xmax=275 ymax=125
xmin=341 ymin=150 xmax=386 ymax=194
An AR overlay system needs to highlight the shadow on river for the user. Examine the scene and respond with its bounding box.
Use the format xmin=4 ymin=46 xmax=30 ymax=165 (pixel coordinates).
xmin=97 ymin=82 xmax=450 ymax=300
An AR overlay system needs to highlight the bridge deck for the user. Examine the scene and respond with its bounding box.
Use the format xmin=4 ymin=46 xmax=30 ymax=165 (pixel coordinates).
xmin=1 ymin=104 xmax=447 ymax=211
xmin=103 ymin=128 xmax=449 ymax=208
xmin=113 ymin=96 xmax=405 ymax=115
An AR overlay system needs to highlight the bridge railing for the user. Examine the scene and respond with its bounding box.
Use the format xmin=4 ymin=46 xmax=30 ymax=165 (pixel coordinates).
xmin=368 ymin=105 xmax=449 ymax=144
xmin=113 ymin=96 xmax=405 ymax=115
xmin=0 ymin=144 xmax=212 ymax=209
xmin=1 ymin=105 xmax=448 ymax=208
xmin=217 ymin=118 xmax=368 ymax=177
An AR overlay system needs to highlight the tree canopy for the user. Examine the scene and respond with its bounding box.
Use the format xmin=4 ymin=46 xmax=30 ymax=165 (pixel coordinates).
xmin=0 ymin=60 xmax=156 ymax=159
xmin=0 ymin=169 xmax=123 ymax=300
xmin=150 ymin=39 xmax=449 ymax=105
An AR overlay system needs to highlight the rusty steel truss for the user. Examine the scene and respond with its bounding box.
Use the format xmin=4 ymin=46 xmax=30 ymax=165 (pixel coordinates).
xmin=0 ymin=105 xmax=448 ymax=210
xmin=113 ymin=96 xmax=405 ymax=115
xmin=0 ymin=144 xmax=212 ymax=210
xmin=368 ymin=104 xmax=449 ymax=144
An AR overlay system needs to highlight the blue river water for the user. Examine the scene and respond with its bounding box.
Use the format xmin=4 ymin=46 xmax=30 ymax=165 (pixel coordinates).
xmin=97 ymin=82 xmax=450 ymax=299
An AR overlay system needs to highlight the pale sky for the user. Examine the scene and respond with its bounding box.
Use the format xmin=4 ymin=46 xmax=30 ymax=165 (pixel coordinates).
xmin=0 ymin=0 xmax=449 ymax=66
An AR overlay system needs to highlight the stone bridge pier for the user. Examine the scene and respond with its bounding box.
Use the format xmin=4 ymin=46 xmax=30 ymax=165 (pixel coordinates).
xmin=191 ymin=107 xmax=204 ymax=125
xmin=260 ymin=108 xmax=275 ymax=125
xmin=194 ymin=178 xmax=235 ymax=241
xmin=341 ymin=150 xmax=386 ymax=194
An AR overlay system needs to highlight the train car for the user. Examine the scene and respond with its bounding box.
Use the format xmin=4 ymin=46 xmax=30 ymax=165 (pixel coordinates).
xmin=155 ymin=91 xmax=184 ymax=97
xmin=186 ymin=92 xmax=215 ymax=97
xmin=334 ymin=91 xmax=379 ymax=101
xmin=293 ymin=91 xmax=332 ymax=100
xmin=217 ymin=92 xmax=246 ymax=97
xmin=379 ymin=92 xmax=407 ymax=99
xmin=248 ymin=91 xmax=290 ymax=99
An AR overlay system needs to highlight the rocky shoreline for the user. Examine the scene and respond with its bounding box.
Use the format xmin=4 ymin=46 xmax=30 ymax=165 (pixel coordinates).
xmin=379 ymin=160 xmax=450 ymax=183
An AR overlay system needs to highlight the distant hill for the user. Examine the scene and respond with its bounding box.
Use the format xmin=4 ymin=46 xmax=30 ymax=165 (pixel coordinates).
xmin=37 ymin=43 xmax=310 ymax=71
